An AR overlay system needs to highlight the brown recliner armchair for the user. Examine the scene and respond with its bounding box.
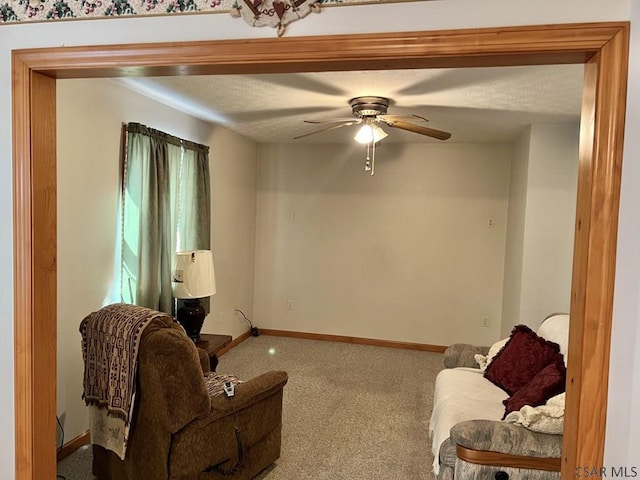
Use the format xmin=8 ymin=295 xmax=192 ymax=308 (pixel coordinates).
xmin=91 ymin=316 xmax=288 ymax=480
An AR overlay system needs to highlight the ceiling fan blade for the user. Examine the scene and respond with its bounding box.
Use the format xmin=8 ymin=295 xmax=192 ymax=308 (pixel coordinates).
xmin=383 ymin=119 xmax=451 ymax=141
xmin=303 ymin=117 xmax=357 ymax=124
xmin=293 ymin=121 xmax=359 ymax=140
xmin=378 ymin=114 xmax=429 ymax=123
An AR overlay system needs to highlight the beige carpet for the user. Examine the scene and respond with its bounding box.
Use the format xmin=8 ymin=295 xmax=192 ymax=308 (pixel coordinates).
xmin=218 ymin=335 xmax=442 ymax=480
xmin=57 ymin=335 xmax=443 ymax=480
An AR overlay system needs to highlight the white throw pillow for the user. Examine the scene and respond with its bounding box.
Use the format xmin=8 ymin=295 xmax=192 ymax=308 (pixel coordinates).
xmin=475 ymin=337 xmax=509 ymax=371
xmin=536 ymin=313 xmax=570 ymax=365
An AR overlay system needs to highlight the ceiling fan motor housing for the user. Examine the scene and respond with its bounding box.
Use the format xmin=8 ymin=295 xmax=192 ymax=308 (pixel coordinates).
xmin=349 ymin=96 xmax=389 ymax=118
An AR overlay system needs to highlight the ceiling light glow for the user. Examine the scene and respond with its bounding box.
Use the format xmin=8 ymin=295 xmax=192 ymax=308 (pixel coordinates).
xmin=354 ymin=124 xmax=388 ymax=144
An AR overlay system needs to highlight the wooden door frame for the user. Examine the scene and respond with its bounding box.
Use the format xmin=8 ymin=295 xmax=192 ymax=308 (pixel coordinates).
xmin=12 ymin=22 xmax=629 ymax=479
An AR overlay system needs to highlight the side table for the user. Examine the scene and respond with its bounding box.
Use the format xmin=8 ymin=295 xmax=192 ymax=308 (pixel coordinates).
xmin=195 ymin=333 xmax=232 ymax=371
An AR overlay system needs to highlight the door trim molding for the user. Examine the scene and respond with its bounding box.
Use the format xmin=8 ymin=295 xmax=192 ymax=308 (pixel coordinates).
xmin=12 ymin=22 xmax=629 ymax=479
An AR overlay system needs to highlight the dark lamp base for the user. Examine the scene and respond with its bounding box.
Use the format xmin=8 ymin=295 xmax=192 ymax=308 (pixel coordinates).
xmin=176 ymin=299 xmax=206 ymax=341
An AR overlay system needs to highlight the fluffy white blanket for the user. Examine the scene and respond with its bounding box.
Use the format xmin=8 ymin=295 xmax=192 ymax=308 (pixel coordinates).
xmin=504 ymin=393 xmax=565 ymax=434
xmin=429 ymin=368 xmax=508 ymax=475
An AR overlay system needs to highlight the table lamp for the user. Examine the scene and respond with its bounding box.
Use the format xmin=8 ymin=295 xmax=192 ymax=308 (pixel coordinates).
xmin=172 ymin=250 xmax=216 ymax=341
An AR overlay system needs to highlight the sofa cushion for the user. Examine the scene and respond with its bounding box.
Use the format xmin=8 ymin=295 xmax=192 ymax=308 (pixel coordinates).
xmin=502 ymin=358 xmax=566 ymax=418
xmin=429 ymin=367 xmax=508 ymax=475
xmin=484 ymin=325 xmax=562 ymax=395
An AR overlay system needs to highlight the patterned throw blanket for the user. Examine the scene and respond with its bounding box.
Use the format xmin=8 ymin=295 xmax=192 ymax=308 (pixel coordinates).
xmin=204 ymin=372 xmax=244 ymax=397
xmin=79 ymin=303 xmax=174 ymax=459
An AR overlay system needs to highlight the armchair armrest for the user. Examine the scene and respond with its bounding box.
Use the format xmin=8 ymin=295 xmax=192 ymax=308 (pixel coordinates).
xmin=169 ymin=371 xmax=289 ymax=478
xmin=196 ymin=347 xmax=210 ymax=374
xmin=444 ymin=344 xmax=489 ymax=369
xmin=208 ymin=370 xmax=289 ymax=421
xmin=450 ymin=420 xmax=562 ymax=460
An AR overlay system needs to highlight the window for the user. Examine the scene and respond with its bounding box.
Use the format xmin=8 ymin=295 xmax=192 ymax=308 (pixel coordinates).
xmin=118 ymin=123 xmax=211 ymax=313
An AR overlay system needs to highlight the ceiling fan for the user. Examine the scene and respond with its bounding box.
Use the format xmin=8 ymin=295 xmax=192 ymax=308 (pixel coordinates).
xmin=293 ymin=96 xmax=452 ymax=142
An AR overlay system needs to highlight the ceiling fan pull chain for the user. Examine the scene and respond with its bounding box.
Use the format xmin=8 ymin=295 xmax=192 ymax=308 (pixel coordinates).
xmin=364 ymin=142 xmax=372 ymax=173
xmin=371 ymin=140 xmax=376 ymax=176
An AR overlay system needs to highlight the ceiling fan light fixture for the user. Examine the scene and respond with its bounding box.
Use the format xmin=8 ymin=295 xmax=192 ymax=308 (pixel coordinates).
xmin=295 ymin=95 xmax=451 ymax=145
xmin=354 ymin=124 xmax=373 ymax=144
xmin=354 ymin=124 xmax=387 ymax=144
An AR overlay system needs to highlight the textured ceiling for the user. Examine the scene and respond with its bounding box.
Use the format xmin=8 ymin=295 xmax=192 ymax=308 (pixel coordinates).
xmin=117 ymin=64 xmax=584 ymax=144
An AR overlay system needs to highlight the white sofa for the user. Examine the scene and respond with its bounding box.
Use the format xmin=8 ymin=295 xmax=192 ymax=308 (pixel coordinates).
xmin=429 ymin=314 xmax=569 ymax=480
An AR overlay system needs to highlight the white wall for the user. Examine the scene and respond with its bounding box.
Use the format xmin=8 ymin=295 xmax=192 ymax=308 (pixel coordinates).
xmin=206 ymin=127 xmax=258 ymax=338
xmin=56 ymin=78 xmax=257 ymax=443
xmin=519 ymin=124 xmax=579 ymax=327
xmin=501 ymin=124 xmax=579 ymax=336
xmin=0 ymin=1 xmax=635 ymax=475
xmin=606 ymin=1 xmax=640 ymax=467
xmin=254 ymin=142 xmax=510 ymax=347
xmin=501 ymin=127 xmax=530 ymax=337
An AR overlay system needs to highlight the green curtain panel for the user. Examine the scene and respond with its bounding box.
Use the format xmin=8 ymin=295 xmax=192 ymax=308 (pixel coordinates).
xmin=121 ymin=123 xmax=211 ymax=313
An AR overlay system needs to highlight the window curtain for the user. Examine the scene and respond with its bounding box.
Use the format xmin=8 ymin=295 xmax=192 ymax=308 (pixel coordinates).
xmin=120 ymin=123 xmax=210 ymax=313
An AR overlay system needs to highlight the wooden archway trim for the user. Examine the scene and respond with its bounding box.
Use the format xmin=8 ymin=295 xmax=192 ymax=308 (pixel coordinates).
xmin=456 ymin=444 xmax=562 ymax=472
xmin=12 ymin=22 xmax=629 ymax=480
xmin=11 ymin=22 xmax=627 ymax=77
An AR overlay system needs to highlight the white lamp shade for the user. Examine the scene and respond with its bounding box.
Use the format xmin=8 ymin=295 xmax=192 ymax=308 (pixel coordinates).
xmin=172 ymin=250 xmax=217 ymax=299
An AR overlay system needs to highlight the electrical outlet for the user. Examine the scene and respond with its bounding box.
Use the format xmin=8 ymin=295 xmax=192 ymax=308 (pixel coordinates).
xmin=287 ymin=300 xmax=294 ymax=310
xmin=481 ymin=317 xmax=489 ymax=327
xmin=218 ymin=312 xmax=225 ymax=325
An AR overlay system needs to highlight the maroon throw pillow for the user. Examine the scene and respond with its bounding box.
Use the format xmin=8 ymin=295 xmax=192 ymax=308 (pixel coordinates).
xmin=484 ymin=324 xmax=562 ymax=395
xmin=502 ymin=358 xmax=566 ymax=419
